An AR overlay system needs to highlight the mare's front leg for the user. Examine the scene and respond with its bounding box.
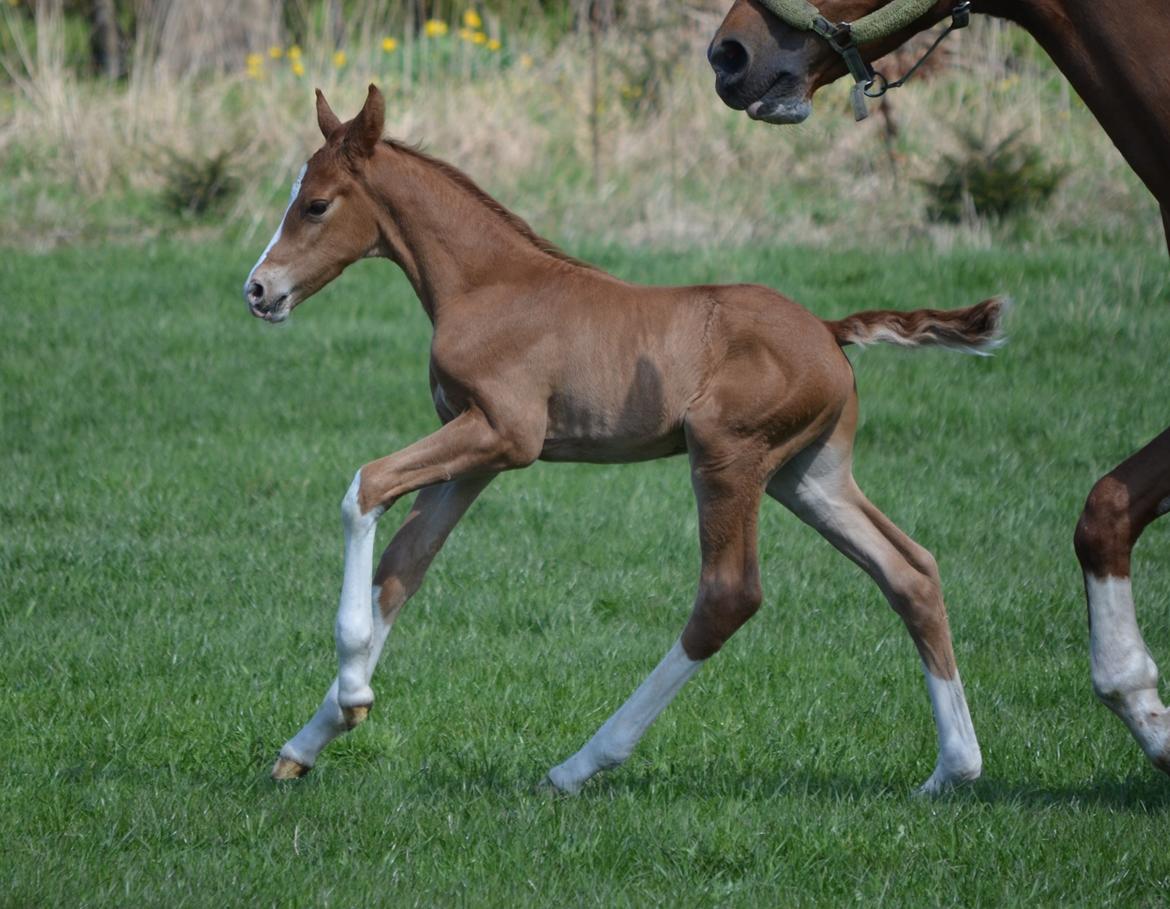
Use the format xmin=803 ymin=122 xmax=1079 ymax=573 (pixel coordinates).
xmin=1074 ymin=426 xmax=1170 ymax=774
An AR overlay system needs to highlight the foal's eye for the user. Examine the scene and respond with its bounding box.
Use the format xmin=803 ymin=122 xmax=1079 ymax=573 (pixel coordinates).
xmin=306 ymin=200 xmax=330 ymax=217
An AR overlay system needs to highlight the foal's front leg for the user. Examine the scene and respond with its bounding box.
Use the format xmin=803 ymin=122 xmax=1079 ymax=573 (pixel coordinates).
xmin=273 ymin=409 xmax=531 ymax=778
xmin=272 ymin=476 xmax=493 ymax=779
xmin=330 ymin=409 xmax=532 ymax=720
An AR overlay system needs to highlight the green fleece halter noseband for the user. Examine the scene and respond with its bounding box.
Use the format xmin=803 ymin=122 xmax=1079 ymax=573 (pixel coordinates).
xmin=756 ymin=0 xmax=971 ymax=120
xmin=759 ymin=0 xmax=939 ymax=45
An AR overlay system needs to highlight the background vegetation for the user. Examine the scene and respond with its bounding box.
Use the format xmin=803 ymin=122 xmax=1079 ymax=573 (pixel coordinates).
xmin=0 ymin=0 xmax=1163 ymax=251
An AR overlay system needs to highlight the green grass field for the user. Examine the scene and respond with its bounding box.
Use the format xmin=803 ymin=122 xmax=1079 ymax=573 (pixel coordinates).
xmin=3 ymin=238 xmax=1169 ymax=906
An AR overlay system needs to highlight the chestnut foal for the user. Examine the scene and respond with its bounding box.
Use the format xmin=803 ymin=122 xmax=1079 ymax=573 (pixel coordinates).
xmin=246 ymin=85 xmax=1004 ymax=794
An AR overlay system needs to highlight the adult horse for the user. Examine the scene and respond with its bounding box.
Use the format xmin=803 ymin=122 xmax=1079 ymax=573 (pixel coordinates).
xmin=707 ymin=0 xmax=1170 ymax=774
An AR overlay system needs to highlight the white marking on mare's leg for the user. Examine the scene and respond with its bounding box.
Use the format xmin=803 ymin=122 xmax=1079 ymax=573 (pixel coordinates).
xmin=245 ymin=163 xmax=307 ymax=288
xmin=336 ymin=470 xmax=384 ymax=712
xmin=917 ymin=665 xmax=982 ymax=795
xmin=1086 ymin=574 xmax=1170 ymax=767
xmin=277 ymin=585 xmax=393 ymax=770
xmin=546 ymin=640 xmax=701 ymax=794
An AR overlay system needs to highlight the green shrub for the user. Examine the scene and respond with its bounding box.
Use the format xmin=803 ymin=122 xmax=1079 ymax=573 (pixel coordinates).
xmin=159 ymin=148 xmax=239 ymax=218
xmin=920 ymin=128 xmax=1065 ymax=223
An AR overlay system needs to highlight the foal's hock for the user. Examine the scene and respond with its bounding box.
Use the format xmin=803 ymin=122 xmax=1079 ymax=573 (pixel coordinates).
xmin=246 ymin=85 xmax=1006 ymax=794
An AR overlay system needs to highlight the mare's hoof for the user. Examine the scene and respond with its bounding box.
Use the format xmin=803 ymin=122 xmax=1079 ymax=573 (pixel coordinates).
xmin=271 ymin=757 xmax=311 ymax=781
xmin=341 ymin=705 xmax=370 ymax=729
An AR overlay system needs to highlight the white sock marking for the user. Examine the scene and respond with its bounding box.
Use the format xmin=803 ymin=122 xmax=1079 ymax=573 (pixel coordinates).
xmin=246 ymin=163 xmax=307 ymax=288
xmin=280 ymin=585 xmax=392 ymax=768
xmin=336 ymin=469 xmax=381 ymax=709
xmin=1085 ymin=573 xmax=1170 ymax=765
xmin=917 ymin=664 xmax=981 ymax=794
xmin=1087 ymin=575 xmax=1159 ymax=701
xmin=547 ymin=640 xmax=701 ymax=794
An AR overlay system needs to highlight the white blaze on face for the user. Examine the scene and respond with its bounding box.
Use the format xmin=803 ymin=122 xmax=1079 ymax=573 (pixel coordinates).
xmin=246 ymin=163 xmax=308 ymax=289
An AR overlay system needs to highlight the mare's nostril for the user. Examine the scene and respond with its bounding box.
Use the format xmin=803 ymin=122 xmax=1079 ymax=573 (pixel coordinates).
xmin=246 ymin=280 xmax=265 ymax=305
xmin=708 ymin=38 xmax=750 ymax=85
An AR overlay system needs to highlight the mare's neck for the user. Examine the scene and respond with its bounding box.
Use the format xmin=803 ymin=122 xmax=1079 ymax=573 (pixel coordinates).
xmin=981 ymin=0 xmax=1170 ymax=203
xmin=364 ymin=143 xmax=578 ymax=320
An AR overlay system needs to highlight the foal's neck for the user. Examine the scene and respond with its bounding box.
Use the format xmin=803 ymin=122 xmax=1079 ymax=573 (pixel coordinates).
xmin=364 ymin=142 xmax=592 ymax=319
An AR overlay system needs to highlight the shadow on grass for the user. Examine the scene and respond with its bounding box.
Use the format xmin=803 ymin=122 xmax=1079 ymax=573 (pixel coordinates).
xmin=304 ymin=753 xmax=1170 ymax=815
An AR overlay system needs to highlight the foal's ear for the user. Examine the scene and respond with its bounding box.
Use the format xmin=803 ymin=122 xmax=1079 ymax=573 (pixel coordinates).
xmin=316 ymin=88 xmax=343 ymax=139
xmin=342 ymin=84 xmax=386 ymax=159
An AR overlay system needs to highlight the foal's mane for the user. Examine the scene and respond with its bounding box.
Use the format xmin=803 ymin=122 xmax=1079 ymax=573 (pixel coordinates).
xmin=382 ymin=139 xmax=598 ymax=272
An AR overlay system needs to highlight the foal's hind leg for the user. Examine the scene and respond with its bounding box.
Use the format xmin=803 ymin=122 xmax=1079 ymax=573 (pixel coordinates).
xmin=768 ymin=403 xmax=981 ymax=794
xmin=272 ymin=475 xmax=493 ymax=779
xmin=545 ymin=451 xmax=767 ymax=794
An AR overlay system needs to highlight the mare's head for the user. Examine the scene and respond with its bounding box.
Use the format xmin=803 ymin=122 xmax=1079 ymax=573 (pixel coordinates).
xmin=244 ymin=85 xmax=386 ymax=322
xmin=708 ymin=0 xmax=945 ymax=124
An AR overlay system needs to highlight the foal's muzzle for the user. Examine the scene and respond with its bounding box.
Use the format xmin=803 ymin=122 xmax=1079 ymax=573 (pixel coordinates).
xmin=244 ymin=280 xmax=290 ymax=321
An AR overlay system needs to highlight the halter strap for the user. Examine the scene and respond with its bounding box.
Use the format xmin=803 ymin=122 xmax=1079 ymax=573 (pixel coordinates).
xmin=758 ymin=0 xmax=939 ymax=45
xmin=757 ymin=0 xmax=971 ymax=121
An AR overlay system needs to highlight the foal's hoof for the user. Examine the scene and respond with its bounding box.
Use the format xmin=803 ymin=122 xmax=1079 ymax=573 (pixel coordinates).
xmin=913 ymin=764 xmax=981 ymax=798
xmin=341 ymin=705 xmax=370 ymax=729
xmin=271 ymin=756 xmax=311 ymax=781
xmin=536 ymin=774 xmax=572 ymax=797
xmin=540 ymin=767 xmax=584 ymax=797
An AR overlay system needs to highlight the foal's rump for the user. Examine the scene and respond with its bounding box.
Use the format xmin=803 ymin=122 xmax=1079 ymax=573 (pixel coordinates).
xmin=824 ymin=296 xmax=1012 ymax=355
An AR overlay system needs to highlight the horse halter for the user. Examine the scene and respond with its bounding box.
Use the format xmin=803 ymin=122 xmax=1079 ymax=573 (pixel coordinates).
xmin=756 ymin=0 xmax=972 ymax=120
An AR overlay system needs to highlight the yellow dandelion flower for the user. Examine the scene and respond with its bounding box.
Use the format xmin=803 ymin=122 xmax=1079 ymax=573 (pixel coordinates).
xmin=291 ymin=60 xmax=305 ymax=77
xmin=332 ymin=50 xmax=347 ymax=68
xmin=458 ymin=27 xmax=474 ymax=42
xmin=245 ymin=52 xmax=264 ymax=69
xmin=462 ymin=9 xmax=482 ymax=29
xmin=268 ymin=45 xmax=283 ymax=59
xmin=471 ymin=31 xmax=486 ymax=45
xmin=519 ymin=52 xmax=533 ymax=70
xmin=382 ymin=37 xmax=398 ymax=52
xmin=424 ymin=19 xmax=448 ymax=37
xmin=486 ymin=38 xmax=501 ymax=51
xmin=288 ymin=45 xmax=302 ymax=60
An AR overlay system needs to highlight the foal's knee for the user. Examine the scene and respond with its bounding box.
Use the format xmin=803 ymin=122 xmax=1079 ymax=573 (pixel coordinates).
xmin=681 ymin=574 xmax=764 ymax=661
xmin=341 ymin=469 xmax=381 ymax=536
xmin=1074 ymin=476 xmax=1132 ymax=578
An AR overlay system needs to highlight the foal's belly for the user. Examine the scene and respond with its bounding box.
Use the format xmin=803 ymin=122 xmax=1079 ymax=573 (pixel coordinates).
xmin=539 ymin=387 xmax=689 ymax=464
xmin=539 ymin=428 xmax=687 ymax=464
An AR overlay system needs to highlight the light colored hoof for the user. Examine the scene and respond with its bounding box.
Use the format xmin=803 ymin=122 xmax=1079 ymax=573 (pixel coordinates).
xmin=271 ymin=756 xmax=311 ymax=780
xmin=537 ymin=774 xmax=575 ymax=797
xmin=541 ymin=766 xmax=584 ymax=796
xmin=342 ymin=704 xmax=370 ymax=730
xmin=913 ymin=764 xmax=981 ymax=798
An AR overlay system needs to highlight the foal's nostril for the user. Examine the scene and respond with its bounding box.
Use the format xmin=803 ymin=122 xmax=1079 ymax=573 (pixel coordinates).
xmin=708 ymin=38 xmax=750 ymax=85
xmin=246 ymin=280 xmax=265 ymax=305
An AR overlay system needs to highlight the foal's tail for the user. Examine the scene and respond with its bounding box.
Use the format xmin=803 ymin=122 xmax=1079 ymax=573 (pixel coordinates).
xmin=825 ymin=296 xmax=1012 ymax=356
